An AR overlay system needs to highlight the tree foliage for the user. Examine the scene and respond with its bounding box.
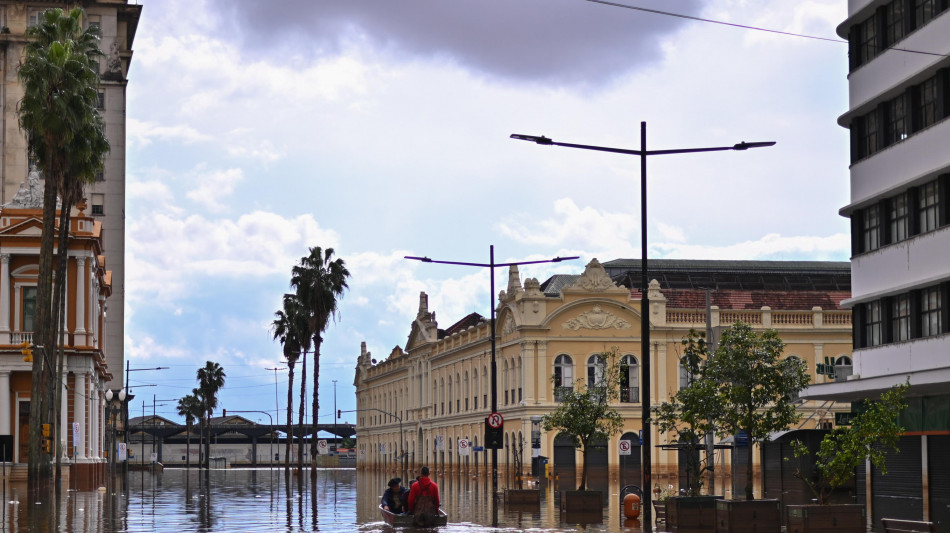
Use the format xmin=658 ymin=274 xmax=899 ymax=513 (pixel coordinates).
xmin=790 ymin=383 xmax=908 ymax=504
xmin=542 ymin=348 xmax=624 ymax=491
xmin=289 ymin=247 xmax=349 ymax=472
xmin=652 ymin=330 xmax=722 ymax=496
xmin=196 ymin=361 xmax=226 ymax=469
xmin=177 ymin=394 xmax=203 ymax=469
xmin=703 ymin=322 xmax=810 ymax=500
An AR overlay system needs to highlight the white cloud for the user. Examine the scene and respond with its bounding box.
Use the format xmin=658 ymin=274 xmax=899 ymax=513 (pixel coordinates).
xmin=185 ymin=168 xmax=244 ymax=213
xmin=128 ymin=118 xmax=213 ymax=148
xmin=126 ymin=210 xmax=339 ymax=306
xmin=126 ymin=335 xmax=191 ymax=361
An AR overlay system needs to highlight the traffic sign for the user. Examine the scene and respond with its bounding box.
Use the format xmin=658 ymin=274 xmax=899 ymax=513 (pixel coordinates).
xmin=317 ymin=440 xmax=329 ymax=455
xmin=619 ymin=439 xmax=632 ymax=455
xmin=487 ymin=412 xmax=504 ymax=428
xmin=458 ymin=439 xmax=470 ymax=456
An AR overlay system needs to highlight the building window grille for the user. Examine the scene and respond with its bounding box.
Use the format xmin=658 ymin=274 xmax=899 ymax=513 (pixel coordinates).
xmin=862 ymin=204 xmax=881 ymax=252
xmin=891 ymin=294 xmax=911 ymax=342
xmin=886 ymin=94 xmax=907 ymax=144
xmin=865 ymin=301 xmax=883 ymax=346
xmin=859 ymin=15 xmax=878 ymax=65
xmin=920 ymin=77 xmax=939 ymax=129
xmin=919 ymin=180 xmax=940 ymax=232
xmin=885 ymin=1 xmax=906 ymax=45
xmin=863 ymin=110 xmax=879 ymax=157
xmin=921 ymin=286 xmax=942 ymax=337
xmin=889 ymin=193 xmax=909 ymax=242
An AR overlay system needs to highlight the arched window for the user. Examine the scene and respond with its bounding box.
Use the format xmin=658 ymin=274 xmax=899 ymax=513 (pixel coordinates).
xmin=448 ymin=378 xmax=453 ymax=413
xmin=554 ymin=355 xmax=573 ymax=401
xmin=503 ymin=360 xmax=510 ymax=405
xmin=516 ymin=357 xmax=523 ymax=403
xmin=464 ymin=371 xmax=470 ymax=411
xmin=473 ymin=371 xmax=479 ymax=411
xmin=455 ymin=374 xmax=460 ymax=413
xmin=620 ymin=355 xmax=639 ymax=403
xmin=587 ymin=354 xmax=607 ymax=402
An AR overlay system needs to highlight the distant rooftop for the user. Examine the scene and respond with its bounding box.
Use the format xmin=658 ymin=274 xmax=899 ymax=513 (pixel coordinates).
xmin=602 ymin=258 xmax=850 ymax=292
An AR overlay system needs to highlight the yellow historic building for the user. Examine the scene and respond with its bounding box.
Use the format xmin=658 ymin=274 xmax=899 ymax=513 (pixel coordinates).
xmin=354 ymin=258 xmax=853 ymax=492
xmin=0 ymin=187 xmax=112 ymax=484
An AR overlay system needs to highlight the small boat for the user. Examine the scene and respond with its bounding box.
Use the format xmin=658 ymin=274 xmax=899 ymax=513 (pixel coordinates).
xmin=379 ymin=504 xmax=448 ymax=527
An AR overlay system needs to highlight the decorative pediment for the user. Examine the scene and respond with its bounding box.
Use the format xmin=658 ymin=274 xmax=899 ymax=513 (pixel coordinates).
xmin=570 ymin=259 xmax=617 ymax=292
xmin=562 ymin=305 xmax=631 ymax=331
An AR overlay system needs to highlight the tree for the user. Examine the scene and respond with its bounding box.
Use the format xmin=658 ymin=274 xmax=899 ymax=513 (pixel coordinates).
xmin=272 ymin=293 xmax=310 ymax=470
xmin=703 ymin=322 xmax=810 ymax=500
xmin=177 ymin=394 xmax=203 ymax=469
xmin=17 ymin=6 xmax=107 ymax=486
xmin=196 ymin=361 xmax=226 ymax=469
xmin=289 ymin=247 xmax=349 ymax=472
xmin=542 ymin=349 xmax=624 ymax=491
xmin=653 ymin=330 xmax=722 ymax=496
xmin=790 ymin=383 xmax=908 ymax=504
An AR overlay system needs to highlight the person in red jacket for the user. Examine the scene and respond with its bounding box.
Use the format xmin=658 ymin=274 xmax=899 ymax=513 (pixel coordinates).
xmin=408 ymin=466 xmax=440 ymax=514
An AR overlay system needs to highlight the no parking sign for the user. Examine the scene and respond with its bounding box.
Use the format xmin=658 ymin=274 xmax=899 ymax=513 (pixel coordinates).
xmin=458 ymin=439 xmax=470 ymax=456
xmin=619 ymin=439 xmax=632 ymax=456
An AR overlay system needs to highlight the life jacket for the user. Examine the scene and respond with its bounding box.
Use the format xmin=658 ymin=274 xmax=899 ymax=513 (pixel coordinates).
xmin=412 ymin=481 xmax=438 ymax=527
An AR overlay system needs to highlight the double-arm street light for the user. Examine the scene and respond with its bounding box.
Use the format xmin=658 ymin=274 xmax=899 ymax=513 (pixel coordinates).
xmin=512 ymin=123 xmax=774 ymax=530
xmin=406 ymin=246 xmax=578 ymax=527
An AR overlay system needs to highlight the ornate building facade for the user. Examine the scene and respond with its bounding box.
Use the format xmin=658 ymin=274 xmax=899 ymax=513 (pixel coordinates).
xmin=355 ymin=258 xmax=853 ymax=493
xmin=0 ymin=191 xmax=112 ymax=481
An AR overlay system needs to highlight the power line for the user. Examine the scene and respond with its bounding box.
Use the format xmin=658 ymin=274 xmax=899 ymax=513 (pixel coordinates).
xmin=585 ymin=0 xmax=950 ymax=58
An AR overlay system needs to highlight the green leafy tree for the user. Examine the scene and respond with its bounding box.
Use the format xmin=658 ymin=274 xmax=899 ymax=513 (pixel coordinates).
xmin=653 ymin=329 xmax=722 ymax=496
xmin=290 ymin=247 xmax=349 ymax=472
xmin=703 ymin=322 xmax=810 ymax=500
xmin=790 ymin=383 xmax=908 ymax=504
xmin=542 ymin=348 xmax=624 ymax=491
xmin=196 ymin=361 xmax=226 ymax=468
xmin=177 ymin=394 xmax=203 ymax=469
xmin=17 ymin=6 xmax=107 ymax=485
xmin=272 ymin=293 xmax=310 ymax=470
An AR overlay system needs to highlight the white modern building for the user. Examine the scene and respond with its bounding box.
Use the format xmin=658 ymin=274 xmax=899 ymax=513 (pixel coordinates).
xmin=802 ymin=1 xmax=950 ymax=529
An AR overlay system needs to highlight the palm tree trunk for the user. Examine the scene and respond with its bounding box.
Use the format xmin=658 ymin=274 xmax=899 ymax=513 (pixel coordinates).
xmin=285 ymin=363 xmax=295 ymax=472
xmin=29 ymin=168 xmax=60 ymax=489
xmin=205 ymin=411 xmax=212 ymax=469
xmin=186 ymin=421 xmax=191 ymax=469
xmin=298 ymin=351 xmax=307 ymax=471
xmin=52 ymin=201 xmax=73 ymax=485
xmin=310 ymin=337 xmax=321 ymax=474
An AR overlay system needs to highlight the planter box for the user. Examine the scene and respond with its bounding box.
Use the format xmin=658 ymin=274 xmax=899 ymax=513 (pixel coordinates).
xmin=715 ymin=499 xmax=781 ymax=533
xmin=786 ymin=504 xmax=866 ymax=533
xmin=505 ymin=489 xmax=541 ymax=505
xmin=668 ymin=496 xmax=723 ymax=533
xmin=560 ymin=490 xmax=603 ymax=513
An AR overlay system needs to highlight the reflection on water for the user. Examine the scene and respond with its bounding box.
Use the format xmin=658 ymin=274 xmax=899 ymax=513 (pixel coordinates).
xmin=0 ymin=468 xmax=649 ymax=532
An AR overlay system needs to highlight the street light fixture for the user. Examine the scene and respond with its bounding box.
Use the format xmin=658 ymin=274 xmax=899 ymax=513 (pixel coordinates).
xmin=511 ymin=123 xmax=774 ymax=530
xmin=406 ymin=246 xmax=578 ymax=527
xmin=104 ymin=387 xmax=128 ymax=478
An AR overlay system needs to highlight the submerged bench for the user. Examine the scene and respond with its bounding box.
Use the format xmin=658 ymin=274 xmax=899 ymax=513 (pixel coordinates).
xmin=882 ymin=518 xmax=936 ymax=533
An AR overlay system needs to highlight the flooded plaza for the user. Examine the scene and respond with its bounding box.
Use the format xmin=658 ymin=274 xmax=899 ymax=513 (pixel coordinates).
xmin=0 ymin=467 xmax=659 ymax=532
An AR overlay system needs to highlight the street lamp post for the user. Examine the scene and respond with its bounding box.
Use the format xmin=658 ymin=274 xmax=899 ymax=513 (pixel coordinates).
xmin=406 ymin=246 xmax=578 ymax=527
xmin=104 ymin=388 xmax=127 ymax=478
xmin=511 ymin=123 xmax=774 ymax=530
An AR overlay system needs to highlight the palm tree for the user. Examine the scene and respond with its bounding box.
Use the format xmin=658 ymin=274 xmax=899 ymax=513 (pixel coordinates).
xmin=290 ymin=247 xmax=349 ymax=471
xmin=271 ymin=294 xmax=310 ymax=471
xmin=17 ymin=6 xmax=107 ymax=486
xmin=177 ymin=394 xmax=202 ymax=469
xmin=196 ymin=361 xmax=226 ymax=469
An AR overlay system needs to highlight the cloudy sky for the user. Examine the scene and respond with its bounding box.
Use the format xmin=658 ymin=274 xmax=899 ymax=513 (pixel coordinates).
xmin=125 ymin=0 xmax=850 ymax=429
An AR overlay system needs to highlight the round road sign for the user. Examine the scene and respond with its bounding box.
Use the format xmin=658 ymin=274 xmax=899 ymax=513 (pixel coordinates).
xmin=488 ymin=412 xmax=504 ymax=428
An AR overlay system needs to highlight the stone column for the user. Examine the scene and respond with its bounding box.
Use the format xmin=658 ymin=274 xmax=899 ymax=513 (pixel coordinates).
xmin=74 ymin=372 xmax=87 ymax=459
xmin=75 ymin=257 xmax=86 ymax=335
xmin=0 ymin=371 xmax=10 ymax=435
xmin=0 ymin=255 xmax=9 ymax=336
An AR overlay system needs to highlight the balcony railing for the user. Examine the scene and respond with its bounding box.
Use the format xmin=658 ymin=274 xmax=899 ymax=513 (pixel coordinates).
xmin=620 ymin=386 xmax=639 ymax=403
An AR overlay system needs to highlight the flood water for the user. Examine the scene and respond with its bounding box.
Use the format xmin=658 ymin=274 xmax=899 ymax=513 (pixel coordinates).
xmin=0 ymin=468 xmax=655 ymax=532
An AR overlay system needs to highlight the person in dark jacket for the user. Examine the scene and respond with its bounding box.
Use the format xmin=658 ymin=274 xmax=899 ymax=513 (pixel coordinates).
xmin=408 ymin=466 xmax=441 ymax=514
xmin=381 ymin=477 xmax=409 ymax=514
